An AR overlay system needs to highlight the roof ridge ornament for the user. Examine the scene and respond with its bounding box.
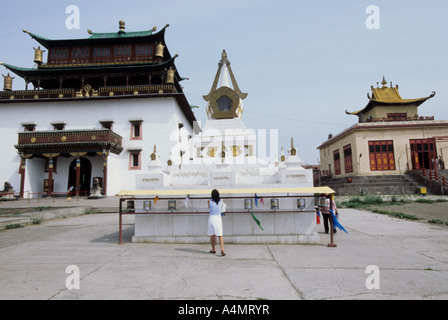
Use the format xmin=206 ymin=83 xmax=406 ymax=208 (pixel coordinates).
xmin=119 ymin=20 xmax=125 ymax=32
xmin=150 ymin=144 xmax=157 ymax=161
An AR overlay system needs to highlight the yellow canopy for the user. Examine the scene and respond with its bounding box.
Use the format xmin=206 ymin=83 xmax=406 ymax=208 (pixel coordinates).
xmin=117 ymin=186 xmax=335 ymax=197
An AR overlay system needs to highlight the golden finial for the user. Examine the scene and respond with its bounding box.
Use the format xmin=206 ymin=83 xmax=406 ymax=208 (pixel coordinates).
xmin=119 ymin=20 xmax=125 ymax=31
xmin=222 ymin=49 xmax=227 ymax=60
xmin=221 ymin=141 xmax=226 ymax=159
xmin=150 ymin=145 xmax=157 ymax=161
xmin=381 ymin=76 xmax=387 ymax=88
xmin=290 ymin=138 xmax=297 ymax=156
xmin=87 ymin=29 xmax=93 ymax=35
xmin=280 ymin=147 xmax=285 ymax=162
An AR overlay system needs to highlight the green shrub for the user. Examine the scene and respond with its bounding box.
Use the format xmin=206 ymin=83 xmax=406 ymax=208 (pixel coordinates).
xmin=5 ymin=224 xmax=23 ymax=229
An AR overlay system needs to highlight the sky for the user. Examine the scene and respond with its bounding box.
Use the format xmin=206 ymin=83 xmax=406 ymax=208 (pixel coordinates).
xmin=1 ymin=0 xmax=447 ymax=164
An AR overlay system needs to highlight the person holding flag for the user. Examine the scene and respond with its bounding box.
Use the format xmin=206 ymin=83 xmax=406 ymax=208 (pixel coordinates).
xmin=321 ymin=194 xmax=337 ymax=234
xmin=321 ymin=194 xmax=348 ymax=234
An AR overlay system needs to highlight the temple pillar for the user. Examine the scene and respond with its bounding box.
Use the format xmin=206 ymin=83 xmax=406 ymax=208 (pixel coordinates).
xmin=47 ymin=157 xmax=54 ymax=197
xmin=102 ymin=150 xmax=109 ymax=196
xmin=75 ymin=157 xmax=81 ymax=197
xmin=19 ymin=157 xmax=26 ymax=198
xmin=43 ymin=153 xmax=59 ymax=198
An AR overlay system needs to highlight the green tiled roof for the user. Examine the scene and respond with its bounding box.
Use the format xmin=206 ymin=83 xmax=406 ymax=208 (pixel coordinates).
xmin=22 ymin=25 xmax=167 ymax=48
xmin=88 ymin=30 xmax=154 ymax=39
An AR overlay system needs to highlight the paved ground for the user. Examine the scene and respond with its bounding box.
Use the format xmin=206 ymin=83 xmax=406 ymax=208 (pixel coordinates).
xmin=0 ymin=197 xmax=447 ymax=300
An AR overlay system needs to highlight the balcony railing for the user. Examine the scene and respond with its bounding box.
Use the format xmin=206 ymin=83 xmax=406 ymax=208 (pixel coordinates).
xmin=364 ymin=115 xmax=435 ymax=122
xmin=16 ymin=129 xmax=123 ymax=155
xmin=0 ymin=84 xmax=177 ymax=101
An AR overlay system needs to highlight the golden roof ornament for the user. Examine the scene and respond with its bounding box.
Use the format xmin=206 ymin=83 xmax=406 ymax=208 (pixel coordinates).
xmin=381 ymin=76 xmax=388 ymax=88
xmin=150 ymin=145 xmax=157 ymax=161
xmin=166 ymin=67 xmax=175 ymax=84
xmin=33 ymin=46 xmax=45 ymax=65
xmin=221 ymin=141 xmax=226 ymax=159
xmin=155 ymin=42 xmax=165 ymax=59
xmin=290 ymin=138 xmax=297 ymax=156
xmin=119 ymin=20 xmax=125 ymax=32
xmin=2 ymin=73 xmax=14 ymax=91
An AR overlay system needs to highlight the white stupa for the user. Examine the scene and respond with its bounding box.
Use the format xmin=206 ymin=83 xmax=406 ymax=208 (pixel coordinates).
xmin=136 ymin=50 xmax=311 ymax=189
xmin=130 ymin=50 xmax=319 ymax=245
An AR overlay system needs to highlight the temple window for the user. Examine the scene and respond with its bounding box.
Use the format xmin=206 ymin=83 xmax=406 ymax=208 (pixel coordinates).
xmin=93 ymin=47 xmax=111 ymax=61
xmin=128 ymin=149 xmax=142 ymax=170
xmin=129 ymin=119 xmax=143 ymax=140
xmin=136 ymin=45 xmax=153 ymax=58
xmin=49 ymin=48 xmax=68 ymax=64
xmin=114 ymin=45 xmax=132 ymax=62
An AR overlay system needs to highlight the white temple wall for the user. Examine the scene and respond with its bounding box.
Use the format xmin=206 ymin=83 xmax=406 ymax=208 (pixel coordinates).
xmin=0 ymin=96 xmax=194 ymax=196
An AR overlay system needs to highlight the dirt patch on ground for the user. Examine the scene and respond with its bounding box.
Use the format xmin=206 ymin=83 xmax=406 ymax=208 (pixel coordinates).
xmin=369 ymin=202 xmax=448 ymax=223
xmin=0 ymin=207 xmax=65 ymax=216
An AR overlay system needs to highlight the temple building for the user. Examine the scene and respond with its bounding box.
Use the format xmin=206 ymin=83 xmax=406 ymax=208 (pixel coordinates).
xmin=317 ymin=77 xmax=448 ymax=181
xmin=0 ymin=21 xmax=197 ymax=198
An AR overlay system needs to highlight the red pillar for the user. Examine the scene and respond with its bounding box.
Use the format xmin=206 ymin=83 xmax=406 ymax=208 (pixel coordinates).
xmin=19 ymin=157 xmax=26 ymax=198
xmin=102 ymin=152 xmax=108 ymax=196
xmin=47 ymin=157 xmax=54 ymax=197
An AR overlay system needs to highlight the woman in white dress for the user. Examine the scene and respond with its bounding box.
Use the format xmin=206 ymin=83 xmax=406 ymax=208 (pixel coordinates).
xmin=207 ymin=189 xmax=225 ymax=256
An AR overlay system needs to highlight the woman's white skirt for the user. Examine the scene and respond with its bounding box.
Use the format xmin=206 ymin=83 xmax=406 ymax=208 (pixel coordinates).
xmin=208 ymin=215 xmax=223 ymax=236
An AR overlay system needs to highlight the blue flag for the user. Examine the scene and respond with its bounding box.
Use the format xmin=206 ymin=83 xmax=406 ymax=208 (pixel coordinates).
xmin=330 ymin=209 xmax=348 ymax=234
xmin=254 ymin=194 xmax=264 ymax=207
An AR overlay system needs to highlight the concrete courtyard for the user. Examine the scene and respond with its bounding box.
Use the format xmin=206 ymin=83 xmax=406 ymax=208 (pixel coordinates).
xmin=0 ymin=197 xmax=447 ymax=300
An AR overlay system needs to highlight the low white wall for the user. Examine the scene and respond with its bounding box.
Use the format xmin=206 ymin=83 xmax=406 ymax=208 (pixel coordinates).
xmin=132 ymin=210 xmax=319 ymax=245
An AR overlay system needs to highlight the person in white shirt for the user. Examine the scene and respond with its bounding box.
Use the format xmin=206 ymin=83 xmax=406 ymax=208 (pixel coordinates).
xmin=207 ymin=189 xmax=225 ymax=256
